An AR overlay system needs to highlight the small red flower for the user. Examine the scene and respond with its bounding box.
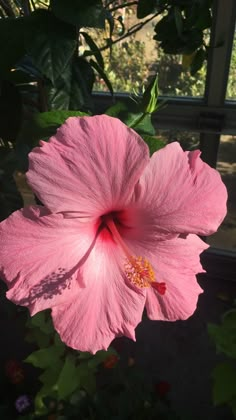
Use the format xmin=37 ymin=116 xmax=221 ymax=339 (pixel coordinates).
xmin=5 ymin=359 xmax=24 ymax=384
xmin=103 ymin=354 xmax=119 ymax=369
xmin=155 ymin=381 xmax=171 ymax=398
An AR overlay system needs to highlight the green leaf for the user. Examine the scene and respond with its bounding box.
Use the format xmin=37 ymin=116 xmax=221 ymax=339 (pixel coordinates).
xmin=106 ymin=100 xmax=156 ymax=137
xmin=190 ymin=48 xmax=206 ymax=75
xmin=78 ymin=351 xmax=93 ymax=360
xmin=51 ymin=0 xmax=106 ymax=29
xmin=223 ymin=309 xmax=236 ymax=326
xmin=70 ymin=57 xmax=95 ymax=110
xmin=137 ymin=0 xmax=156 ymax=19
xmin=105 ymin=101 xmax=128 ymax=117
xmin=141 ymin=74 xmax=159 ymax=114
xmin=34 ymin=383 xmax=57 ymax=416
xmin=47 ymin=57 xmax=95 ymax=112
xmin=39 ymin=363 xmax=63 ymax=387
xmin=87 ymin=348 xmax=118 ymax=369
xmin=212 ymin=362 xmax=236 ymax=405
xmin=125 ymin=113 xmax=155 ymax=136
xmin=174 ymin=7 xmax=183 ymax=37
xmin=154 ymin=14 xmax=175 ymax=42
xmin=195 ymin=4 xmax=212 ymax=30
xmin=31 ymin=110 xmax=88 ymax=133
xmin=30 ymin=311 xmax=54 ymax=335
xmin=81 ymin=31 xmax=104 ymax=69
xmin=25 ymin=345 xmax=64 ymax=369
xmin=141 ymin=135 xmax=166 ymax=156
xmin=25 ymin=9 xmax=77 ymax=84
xmin=208 ymin=316 xmax=236 ymax=359
xmin=34 ymin=361 xmax=64 ymax=414
xmin=90 ymin=58 xmax=113 ymax=95
xmin=80 ymin=369 xmax=96 ymax=395
xmin=26 ymin=330 xmax=51 ymax=348
xmin=57 ymin=355 xmax=81 ymax=399
xmin=154 ymin=13 xmax=203 ymax=55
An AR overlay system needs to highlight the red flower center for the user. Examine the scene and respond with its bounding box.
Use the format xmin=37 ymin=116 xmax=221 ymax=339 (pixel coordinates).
xmin=98 ymin=212 xmax=166 ymax=294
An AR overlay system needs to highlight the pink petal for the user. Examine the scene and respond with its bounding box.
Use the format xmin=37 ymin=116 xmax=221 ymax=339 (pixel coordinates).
xmin=0 ymin=206 xmax=95 ymax=314
xmin=27 ymin=115 xmax=149 ymax=217
xmin=145 ymin=234 xmax=208 ymax=321
xmin=136 ymin=142 xmax=227 ymax=237
xmin=52 ymin=238 xmax=146 ymax=353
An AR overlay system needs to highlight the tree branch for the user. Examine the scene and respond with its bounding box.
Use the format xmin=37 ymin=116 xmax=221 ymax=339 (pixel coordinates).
xmin=100 ymin=11 xmax=160 ymax=52
xmin=30 ymin=0 xmax=36 ymax=11
xmin=0 ymin=0 xmax=15 ymax=17
xmin=19 ymin=0 xmax=31 ymax=15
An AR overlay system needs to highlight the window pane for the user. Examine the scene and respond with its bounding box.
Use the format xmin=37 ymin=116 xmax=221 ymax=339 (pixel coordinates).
xmin=208 ymin=135 xmax=236 ymax=250
xmin=89 ymin=8 xmax=206 ymax=97
xmin=226 ymin=27 xmax=236 ymax=99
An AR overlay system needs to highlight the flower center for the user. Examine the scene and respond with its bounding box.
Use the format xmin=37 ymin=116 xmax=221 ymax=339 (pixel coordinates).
xmin=102 ymin=214 xmax=166 ymax=294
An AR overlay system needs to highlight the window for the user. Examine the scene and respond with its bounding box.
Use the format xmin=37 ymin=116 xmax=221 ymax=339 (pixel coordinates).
xmin=208 ymin=135 xmax=236 ymax=251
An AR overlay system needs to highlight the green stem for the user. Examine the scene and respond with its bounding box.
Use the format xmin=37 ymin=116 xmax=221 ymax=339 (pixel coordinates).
xmin=128 ymin=112 xmax=148 ymax=129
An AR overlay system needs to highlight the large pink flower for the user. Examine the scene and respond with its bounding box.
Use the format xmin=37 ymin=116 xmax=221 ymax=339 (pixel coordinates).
xmin=0 ymin=115 xmax=227 ymax=353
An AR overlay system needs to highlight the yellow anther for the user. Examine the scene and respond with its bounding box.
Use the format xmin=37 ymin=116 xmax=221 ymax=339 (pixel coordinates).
xmin=124 ymin=256 xmax=155 ymax=288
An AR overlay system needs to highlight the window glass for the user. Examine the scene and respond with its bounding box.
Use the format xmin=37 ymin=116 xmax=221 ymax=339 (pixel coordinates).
xmin=208 ymin=135 xmax=236 ymax=250
xmin=226 ymin=28 xmax=236 ymax=99
xmin=87 ymin=8 xmax=206 ymax=97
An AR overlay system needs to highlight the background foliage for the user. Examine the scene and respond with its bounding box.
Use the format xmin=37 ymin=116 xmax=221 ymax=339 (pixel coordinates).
xmin=208 ymin=307 xmax=236 ymax=418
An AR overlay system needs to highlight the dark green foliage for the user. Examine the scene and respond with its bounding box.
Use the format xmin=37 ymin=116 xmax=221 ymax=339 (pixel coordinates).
xmin=90 ymin=59 xmax=113 ymax=95
xmin=0 ymin=17 xmax=26 ymax=77
xmin=25 ymin=10 xmax=77 ymax=85
xmin=0 ymin=80 xmax=23 ymax=220
xmin=81 ymin=31 xmax=104 ymax=69
xmin=154 ymin=14 xmax=203 ymax=55
xmin=208 ymin=308 xmax=236 ymax=416
xmin=47 ymin=57 xmax=95 ymax=111
xmin=190 ymin=48 xmax=207 ymax=75
xmin=137 ymin=0 xmax=157 ymax=18
xmin=153 ymin=0 xmax=211 ymax=69
xmin=51 ymin=0 xmax=106 ymax=29
xmin=0 ymin=80 xmax=22 ymax=141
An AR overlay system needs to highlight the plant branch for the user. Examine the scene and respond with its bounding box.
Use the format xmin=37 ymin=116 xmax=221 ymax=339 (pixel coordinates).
xmin=35 ymin=0 xmax=48 ymax=8
xmin=30 ymin=0 xmax=36 ymax=11
xmin=0 ymin=0 xmax=15 ymax=17
xmin=100 ymin=11 xmax=160 ymax=52
xmin=108 ymin=1 xmax=138 ymax=12
xmin=19 ymin=0 xmax=31 ymax=14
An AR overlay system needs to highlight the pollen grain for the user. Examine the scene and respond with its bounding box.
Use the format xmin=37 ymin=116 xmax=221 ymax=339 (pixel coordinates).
xmin=124 ymin=256 xmax=155 ymax=288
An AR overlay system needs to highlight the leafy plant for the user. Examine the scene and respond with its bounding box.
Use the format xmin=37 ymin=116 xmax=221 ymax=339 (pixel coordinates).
xmin=208 ymin=307 xmax=236 ymax=417
xmin=14 ymin=308 xmax=187 ymax=420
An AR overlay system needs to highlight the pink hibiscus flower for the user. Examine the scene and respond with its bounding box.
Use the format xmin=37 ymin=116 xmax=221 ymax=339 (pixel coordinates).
xmin=0 ymin=115 xmax=227 ymax=353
